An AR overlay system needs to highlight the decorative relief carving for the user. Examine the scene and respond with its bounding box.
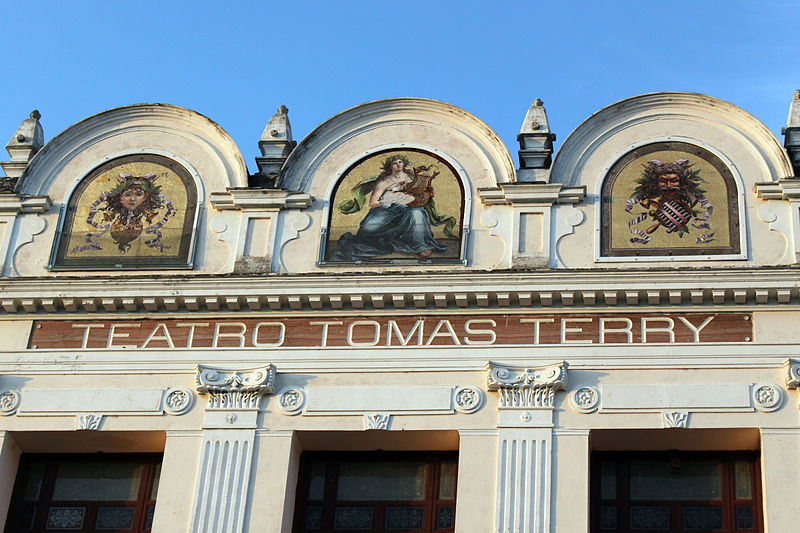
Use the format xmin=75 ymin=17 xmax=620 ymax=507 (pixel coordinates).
xmin=0 ymin=390 xmax=20 ymax=415
xmin=278 ymin=211 xmax=312 ymax=272
xmin=569 ymin=386 xmax=599 ymax=413
xmin=661 ymin=410 xmax=689 ymax=429
xmin=9 ymin=215 xmax=46 ymax=276
xmin=486 ymin=361 xmax=567 ymax=409
xmin=785 ymin=359 xmax=800 ymax=389
xmin=364 ymin=413 xmax=391 ymax=430
xmin=195 ymin=364 xmax=276 ymax=410
xmin=453 ymin=386 xmax=484 ymax=414
xmin=163 ymin=387 xmax=195 ymax=415
xmin=752 ymin=383 xmax=783 ymax=412
xmin=75 ymin=413 xmax=103 ymax=430
xmin=553 ymin=206 xmax=585 ymax=268
xmin=275 ymin=387 xmax=305 ymax=416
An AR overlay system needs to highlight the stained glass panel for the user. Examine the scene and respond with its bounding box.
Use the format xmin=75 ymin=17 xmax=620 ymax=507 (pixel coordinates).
xmin=337 ymin=462 xmax=426 ymax=501
xmin=45 ymin=507 xmax=85 ymax=530
xmin=630 ymin=459 xmax=721 ymax=501
xmin=96 ymin=506 xmax=135 ymax=530
xmin=52 ymin=462 xmax=142 ymax=501
xmin=734 ymin=461 xmax=752 ymax=500
xmin=333 ymin=507 xmax=373 ymax=530
xmin=736 ymin=505 xmax=754 ymax=530
xmin=630 ymin=506 xmax=669 ymax=530
xmin=385 ymin=506 xmax=424 ymax=530
xmin=436 ymin=506 xmax=454 ymax=529
xmin=438 ymin=462 xmax=457 ymax=500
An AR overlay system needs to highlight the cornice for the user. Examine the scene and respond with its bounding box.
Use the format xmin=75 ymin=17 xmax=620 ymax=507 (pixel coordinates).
xmin=477 ymin=183 xmax=586 ymax=205
xmin=209 ymin=188 xmax=312 ymax=210
xmin=754 ymin=178 xmax=800 ymax=200
xmin=1 ymin=268 xmax=800 ymax=315
xmin=0 ymin=194 xmax=50 ymax=214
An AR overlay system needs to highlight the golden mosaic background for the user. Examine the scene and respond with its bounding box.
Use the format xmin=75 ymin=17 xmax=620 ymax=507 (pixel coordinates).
xmin=609 ymin=149 xmax=731 ymax=250
xmin=64 ymin=160 xmax=190 ymax=259
xmin=329 ymin=150 xmax=463 ymax=241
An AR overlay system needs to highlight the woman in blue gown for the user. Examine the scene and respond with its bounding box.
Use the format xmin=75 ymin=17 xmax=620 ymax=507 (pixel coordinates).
xmin=330 ymin=155 xmax=449 ymax=261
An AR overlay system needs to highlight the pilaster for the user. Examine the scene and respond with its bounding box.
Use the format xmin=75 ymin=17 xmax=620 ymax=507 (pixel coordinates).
xmin=759 ymin=428 xmax=800 ymax=532
xmin=188 ymin=365 xmax=275 ymax=533
xmin=0 ymin=431 xmax=21 ymax=531
xmin=487 ymin=361 xmax=567 ymax=533
xmin=247 ymin=431 xmax=301 ymax=533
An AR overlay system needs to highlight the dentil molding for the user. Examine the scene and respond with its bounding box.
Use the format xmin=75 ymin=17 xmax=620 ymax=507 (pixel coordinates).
xmin=5 ymin=269 xmax=800 ymax=314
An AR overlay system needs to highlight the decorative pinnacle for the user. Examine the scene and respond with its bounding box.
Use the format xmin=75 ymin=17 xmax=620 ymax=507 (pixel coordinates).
xmin=30 ymin=110 xmax=41 ymax=120
xmin=278 ymin=105 xmax=288 ymax=114
xmin=533 ymin=98 xmax=544 ymax=106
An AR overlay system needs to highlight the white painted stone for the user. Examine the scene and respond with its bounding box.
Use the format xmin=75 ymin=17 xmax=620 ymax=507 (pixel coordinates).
xmin=18 ymin=388 xmax=164 ymax=415
xmin=601 ymin=383 xmax=752 ymax=411
xmin=304 ymin=385 xmax=454 ymax=415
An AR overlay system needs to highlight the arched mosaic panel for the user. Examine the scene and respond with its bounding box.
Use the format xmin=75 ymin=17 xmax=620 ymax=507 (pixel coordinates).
xmin=323 ymin=149 xmax=464 ymax=264
xmin=601 ymin=142 xmax=740 ymax=257
xmin=52 ymin=154 xmax=198 ymax=269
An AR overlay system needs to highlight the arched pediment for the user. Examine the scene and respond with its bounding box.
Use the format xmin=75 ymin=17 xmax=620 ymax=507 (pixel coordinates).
xmin=278 ymin=97 xmax=516 ymax=195
xmin=17 ymin=103 xmax=249 ymax=199
xmin=551 ymin=92 xmax=793 ymax=189
xmin=549 ymin=92 xmax=795 ymax=266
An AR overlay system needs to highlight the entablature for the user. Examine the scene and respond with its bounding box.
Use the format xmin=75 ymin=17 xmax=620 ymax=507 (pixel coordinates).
xmin=2 ymin=268 xmax=800 ymax=315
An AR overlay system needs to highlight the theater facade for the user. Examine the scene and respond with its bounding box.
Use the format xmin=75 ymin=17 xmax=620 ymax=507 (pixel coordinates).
xmin=0 ymin=90 xmax=799 ymax=533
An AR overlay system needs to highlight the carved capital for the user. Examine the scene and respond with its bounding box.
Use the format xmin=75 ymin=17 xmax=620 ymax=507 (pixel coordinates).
xmin=486 ymin=361 xmax=567 ymax=409
xmin=785 ymin=359 xmax=800 ymax=389
xmin=195 ymin=364 xmax=276 ymax=410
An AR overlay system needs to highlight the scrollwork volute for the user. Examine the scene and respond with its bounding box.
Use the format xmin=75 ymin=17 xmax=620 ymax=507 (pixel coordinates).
xmin=785 ymin=359 xmax=800 ymax=390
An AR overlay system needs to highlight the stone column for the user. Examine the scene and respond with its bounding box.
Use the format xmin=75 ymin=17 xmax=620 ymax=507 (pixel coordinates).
xmin=188 ymin=365 xmax=275 ymax=533
xmin=486 ymin=361 xmax=567 ymax=533
xmin=0 ymin=431 xmax=21 ymax=530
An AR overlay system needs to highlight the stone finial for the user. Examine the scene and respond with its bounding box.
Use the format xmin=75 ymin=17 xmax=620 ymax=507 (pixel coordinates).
xmin=253 ymin=105 xmax=297 ymax=187
xmin=517 ymin=99 xmax=556 ymax=182
xmin=783 ymin=91 xmax=800 ymax=177
xmin=788 ymin=90 xmax=800 ymax=129
xmin=1 ymin=110 xmax=44 ymax=180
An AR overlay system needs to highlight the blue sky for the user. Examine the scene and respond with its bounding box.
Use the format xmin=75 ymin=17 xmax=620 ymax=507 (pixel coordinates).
xmin=1 ymin=1 xmax=798 ymax=175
